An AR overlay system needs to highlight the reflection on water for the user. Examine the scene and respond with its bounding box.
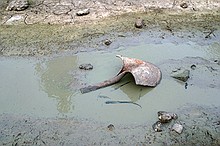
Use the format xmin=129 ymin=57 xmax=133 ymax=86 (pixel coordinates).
xmin=36 ymin=56 xmax=77 ymax=113
xmin=113 ymin=74 xmax=153 ymax=102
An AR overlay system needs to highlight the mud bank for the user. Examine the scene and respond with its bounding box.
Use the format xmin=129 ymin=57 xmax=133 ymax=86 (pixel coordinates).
xmin=0 ymin=0 xmax=220 ymax=56
xmin=0 ymin=104 xmax=220 ymax=145
xmin=0 ymin=11 xmax=220 ymax=56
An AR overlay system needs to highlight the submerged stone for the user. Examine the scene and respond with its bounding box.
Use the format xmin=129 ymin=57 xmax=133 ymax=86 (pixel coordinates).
xmin=171 ymin=68 xmax=190 ymax=82
xmin=79 ymin=64 xmax=93 ymax=70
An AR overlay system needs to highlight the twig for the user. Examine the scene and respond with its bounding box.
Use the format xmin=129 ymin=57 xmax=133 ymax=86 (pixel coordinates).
xmin=205 ymin=29 xmax=216 ymax=38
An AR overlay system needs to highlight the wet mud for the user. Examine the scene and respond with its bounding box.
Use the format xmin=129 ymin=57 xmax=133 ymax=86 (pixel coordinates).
xmin=0 ymin=104 xmax=219 ymax=145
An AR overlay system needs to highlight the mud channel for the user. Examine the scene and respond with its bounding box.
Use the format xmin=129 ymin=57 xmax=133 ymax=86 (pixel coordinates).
xmin=1 ymin=0 xmax=220 ymax=145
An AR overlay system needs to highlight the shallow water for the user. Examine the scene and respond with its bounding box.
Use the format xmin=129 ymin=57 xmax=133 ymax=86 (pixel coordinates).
xmin=0 ymin=42 xmax=220 ymax=124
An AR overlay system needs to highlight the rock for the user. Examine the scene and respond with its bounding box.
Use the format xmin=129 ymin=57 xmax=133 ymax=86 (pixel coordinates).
xmin=76 ymin=8 xmax=90 ymax=16
xmin=214 ymin=60 xmax=220 ymax=65
xmin=171 ymin=123 xmax=183 ymax=134
xmin=190 ymin=64 xmax=196 ymax=70
xmin=185 ymin=82 xmax=188 ymax=89
xmin=5 ymin=15 xmax=23 ymax=25
xmin=104 ymin=39 xmax=112 ymax=46
xmin=135 ymin=18 xmax=145 ymax=29
xmin=6 ymin=0 xmax=29 ymax=11
xmin=153 ymin=111 xmax=178 ymax=132
xmin=180 ymin=3 xmax=188 ymax=9
xmin=107 ymin=124 xmax=115 ymax=131
xmin=171 ymin=68 xmax=190 ymax=82
xmin=152 ymin=121 xmax=162 ymax=132
xmin=79 ymin=64 xmax=93 ymax=70
xmin=158 ymin=112 xmax=172 ymax=123
xmin=158 ymin=111 xmax=178 ymax=123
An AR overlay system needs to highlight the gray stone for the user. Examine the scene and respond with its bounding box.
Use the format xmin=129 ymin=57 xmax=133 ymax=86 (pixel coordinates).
xmin=158 ymin=111 xmax=178 ymax=123
xmin=107 ymin=124 xmax=115 ymax=131
xmin=5 ymin=15 xmax=24 ymax=25
xmin=180 ymin=3 xmax=188 ymax=9
xmin=171 ymin=68 xmax=190 ymax=82
xmin=6 ymin=0 xmax=29 ymax=11
xmin=104 ymin=39 xmax=112 ymax=46
xmin=76 ymin=8 xmax=90 ymax=16
xmin=214 ymin=60 xmax=220 ymax=65
xmin=171 ymin=123 xmax=183 ymax=134
xmin=190 ymin=64 xmax=196 ymax=70
xmin=152 ymin=121 xmax=162 ymax=132
xmin=134 ymin=18 xmax=145 ymax=29
xmin=79 ymin=63 xmax=93 ymax=70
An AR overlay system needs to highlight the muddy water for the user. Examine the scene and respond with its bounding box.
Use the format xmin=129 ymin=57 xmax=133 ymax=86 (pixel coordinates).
xmin=0 ymin=42 xmax=220 ymax=124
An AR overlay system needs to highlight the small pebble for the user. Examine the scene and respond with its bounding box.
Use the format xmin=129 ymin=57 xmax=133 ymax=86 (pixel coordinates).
xmin=79 ymin=63 xmax=93 ymax=70
xmin=107 ymin=124 xmax=115 ymax=131
xmin=172 ymin=113 xmax=178 ymax=120
xmin=190 ymin=64 xmax=196 ymax=70
xmin=180 ymin=3 xmax=188 ymax=9
xmin=104 ymin=39 xmax=112 ymax=46
xmin=158 ymin=111 xmax=177 ymax=123
xmin=171 ymin=123 xmax=183 ymax=134
xmin=152 ymin=121 xmax=162 ymax=132
xmin=135 ymin=18 xmax=145 ymax=29
xmin=76 ymin=8 xmax=90 ymax=16
xmin=185 ymin=82 xmax=188 ymax=89
xmin=6 ymin=0 xmax=29 ymax=11
xmin=214 ymin=60 xmax=220 ymax=65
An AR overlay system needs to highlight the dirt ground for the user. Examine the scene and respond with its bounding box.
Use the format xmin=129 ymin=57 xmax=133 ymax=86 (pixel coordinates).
xmin=1 ymin=0 xmax=219 ymax=25
xmin=0 ymin=6 xmax=220 ymax=56
xmin=0 ymin=104 xmax=220 ymax=145
xmin=0 ymin=0 xmax=220 ymax=145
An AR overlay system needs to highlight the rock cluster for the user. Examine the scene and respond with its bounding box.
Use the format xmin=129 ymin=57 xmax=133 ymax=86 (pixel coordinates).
xmin=152 ymin=111 xmax=183 ymax=134
xmin=6 ymin=0 xmax=29 ymax=11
